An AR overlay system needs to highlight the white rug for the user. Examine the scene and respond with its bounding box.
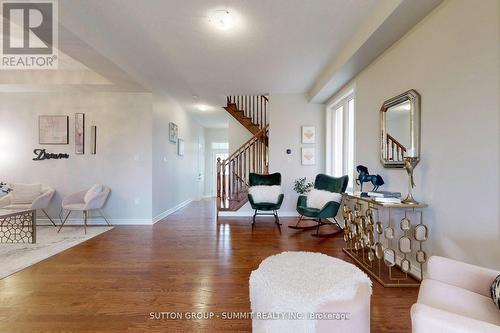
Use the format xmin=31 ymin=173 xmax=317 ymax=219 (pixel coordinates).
xmin=0 ymin=226 xmax=113 ymax=279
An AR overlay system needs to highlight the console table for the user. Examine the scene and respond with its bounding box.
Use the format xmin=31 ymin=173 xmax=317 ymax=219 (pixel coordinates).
xmin=342 ymin=193 xmax=428 ymax=287
xmin=0 ymin=209 xmax=36 ymax=243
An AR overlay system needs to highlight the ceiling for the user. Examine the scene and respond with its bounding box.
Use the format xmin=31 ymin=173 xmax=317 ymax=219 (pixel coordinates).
xmin=57 ymin=0 xmax=379 ymax=128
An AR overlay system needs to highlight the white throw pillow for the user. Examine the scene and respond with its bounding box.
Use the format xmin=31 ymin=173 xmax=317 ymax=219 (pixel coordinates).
xmin=11 ymin=183 xmax=42 ymax=204
xmin=249 ymin=185 xmax=282 ymax=204
xmin=84 ymin=184 xmax=103 ymax=204
xmin=306 ymin=189 xmax=342 ymax=210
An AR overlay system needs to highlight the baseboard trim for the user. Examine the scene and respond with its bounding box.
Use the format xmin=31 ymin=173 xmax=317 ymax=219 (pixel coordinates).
xmin=37 ymin=218 xmax=152 ymax=226
xmin=218 ymin=210 xmax=300 ymax=217
xmin=152 ymin=199 xmax=192 ymax=224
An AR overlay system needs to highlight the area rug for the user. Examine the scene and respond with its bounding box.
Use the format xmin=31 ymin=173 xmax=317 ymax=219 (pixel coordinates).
xmin=0 ymin=226 xmax=113 ymax=279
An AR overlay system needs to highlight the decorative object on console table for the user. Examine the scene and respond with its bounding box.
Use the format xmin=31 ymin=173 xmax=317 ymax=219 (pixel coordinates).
xmin=177 ymin=138 xmax=185 ymax=156
xmin=75 ymin=113 xmax=85 ymax=154
xmin=356 ymin=165 xmax=385 ymax=192
xmin=402 ymin=156 xmax=419 ymax=205
xmin=301 ymin=147 xmax=315 ymax=165
xmin=39 ymin=115 xmax=69 ymax=145
xmin=90 ymin=126 xmax=97 ymax=154
xmin=301 ymin=126 xmax=316 ymax=144
xmin=169 ymin=122 xmax=178 ymax=143
xmin=342 ymin=193 xmax=428 ymax=287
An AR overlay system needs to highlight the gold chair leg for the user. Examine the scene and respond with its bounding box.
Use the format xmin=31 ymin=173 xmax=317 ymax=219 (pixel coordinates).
xmin=42 ymin=209 xmax=57 ymax=227
xmin=99 ymin=210 xmax=111 ymax=226
xmin=83 ymin=211 xmax=87 ymax=235
xmin=58 ymin=211 xmax=71 ymax=233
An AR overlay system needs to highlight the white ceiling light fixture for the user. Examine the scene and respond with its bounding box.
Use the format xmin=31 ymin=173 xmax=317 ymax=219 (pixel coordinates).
xmin=196 ymin=104 xmax=211 ymax=111
xmin=208 ymin=9 xmax=235 ymax=31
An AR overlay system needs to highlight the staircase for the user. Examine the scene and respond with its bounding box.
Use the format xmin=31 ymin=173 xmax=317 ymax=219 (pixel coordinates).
xmin=217 ymin=95 xmax=269 ymax=211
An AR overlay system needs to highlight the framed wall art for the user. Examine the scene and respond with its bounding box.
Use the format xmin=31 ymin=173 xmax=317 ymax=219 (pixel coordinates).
xmin=178 ymin=138 xmax=185 ymax=156
xmin=302 ymin=126 xmax=316 ymax=144
xmin=39 ymin=115 xmax=69 ymax=145
xmin=301 ymin=147 xmax=315 ymax=165
xmin=169 ymin=122 xmax=178 ymax=143
xmin=75 ymin=113 xmax=85 ymax=154
xmin=90 ymin=126 xmax=97 ymax=154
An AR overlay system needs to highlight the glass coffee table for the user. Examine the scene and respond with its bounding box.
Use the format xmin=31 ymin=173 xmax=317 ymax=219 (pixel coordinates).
xmin=0 ymin=209 xmax=36 ymax=243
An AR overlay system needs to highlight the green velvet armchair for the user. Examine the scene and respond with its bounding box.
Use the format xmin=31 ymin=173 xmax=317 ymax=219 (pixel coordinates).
xmin=248 ymin=173 xmax=284 ymax=226
xmin=291 ymin=174 xmax=348 ymax=237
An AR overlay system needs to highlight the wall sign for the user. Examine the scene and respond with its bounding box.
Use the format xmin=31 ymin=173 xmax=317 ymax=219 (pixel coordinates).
xmin=33 ymin=149 xmax=69 ymax=161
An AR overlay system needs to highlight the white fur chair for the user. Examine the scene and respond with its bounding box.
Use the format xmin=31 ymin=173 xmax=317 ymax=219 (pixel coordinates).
xmin=0 ymin=184 xmax=56 ymax=226
xmin=411 ymin=256 xmax=500 ymax=333
xmin=59 ymin=185 xmax=111 ymax=234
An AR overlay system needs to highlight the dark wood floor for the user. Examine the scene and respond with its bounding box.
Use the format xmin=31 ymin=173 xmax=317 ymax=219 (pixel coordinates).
xmin=0 ymin=199 xmax=417 ymax=332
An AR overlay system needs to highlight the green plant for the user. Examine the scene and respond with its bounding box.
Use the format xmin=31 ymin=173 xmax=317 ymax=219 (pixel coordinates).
xmin=293 ymin=178 xmax=314 ymax=195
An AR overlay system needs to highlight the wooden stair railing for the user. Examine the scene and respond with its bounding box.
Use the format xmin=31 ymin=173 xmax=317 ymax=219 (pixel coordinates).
xmin=224 ymin=95 xmax=268 ymax=135
xmin=217 ymin=125 xmax=269 ymax=211
xmin=386 ymin=134 xmax=407 ymax=162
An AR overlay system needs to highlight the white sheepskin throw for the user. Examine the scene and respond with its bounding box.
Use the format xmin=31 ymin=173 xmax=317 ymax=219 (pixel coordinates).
xmin=248 ymin=185 xmax=282 ymax=204
xmin=250 ymin=251 xmax=371 ymax=333
xmin=306 ymin=189 xmax=342 ymax=210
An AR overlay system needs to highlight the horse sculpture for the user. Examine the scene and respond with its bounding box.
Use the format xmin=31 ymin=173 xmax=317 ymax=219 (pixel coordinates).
xmin=356 ymin=165 xmax=385 ymax=192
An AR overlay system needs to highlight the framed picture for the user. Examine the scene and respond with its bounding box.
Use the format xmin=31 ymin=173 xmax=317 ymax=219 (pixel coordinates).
xmin=178 ymin=139 xmax=185 ymax=156
xmin=302 ymin=126 xmax=316 ymax=144
xmin=75 ymin=113 xmax=85 ymax=154
xmin=39 ymin=115 xmax=69 ymax=144
xmin=90 ymin=126 xmax=97 ymax=155
xmin=169 ymin=122 xmax=178 ymax=143
xmin=301 ymin=147 xmax=315 ymax=165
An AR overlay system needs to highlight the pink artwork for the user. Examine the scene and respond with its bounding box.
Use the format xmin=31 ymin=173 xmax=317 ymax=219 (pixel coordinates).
xmin=75 ymin=113 xmax=85 ymax=154
xmin=39 ymin=115 xmax=69 ymax=144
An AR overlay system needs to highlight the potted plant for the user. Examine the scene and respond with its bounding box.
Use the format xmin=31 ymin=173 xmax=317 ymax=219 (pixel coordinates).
xmin=293 ymin=177 xmax=314 ymax=195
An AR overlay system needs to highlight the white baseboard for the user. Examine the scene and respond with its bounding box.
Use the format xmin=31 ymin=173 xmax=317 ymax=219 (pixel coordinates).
xmin=36 ymin=199 xmax=194 ymax=226
xmin=218 ymin=210 xmax=300 ymax=217
xmin=152 ymin=199 xmax=192 ymax=224
xmin=37 ymin=217 xmax=153 ymax=226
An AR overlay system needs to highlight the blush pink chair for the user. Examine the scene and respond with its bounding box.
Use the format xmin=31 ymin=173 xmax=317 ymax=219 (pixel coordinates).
xmin=0 ymin=184 xmax=56 ymax=226
xmin=59 ymin=185 xmax=111 ymax=234
xmin=411 ymin=256 xmax=500 ymax=333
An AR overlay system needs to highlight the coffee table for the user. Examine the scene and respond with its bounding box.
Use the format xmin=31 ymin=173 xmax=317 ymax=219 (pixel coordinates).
xmin=0 ymin=209 xmax=36 ymax=243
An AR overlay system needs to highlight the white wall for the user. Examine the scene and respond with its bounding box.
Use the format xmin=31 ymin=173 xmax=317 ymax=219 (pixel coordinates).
xmin=227 ymin=116 xmax=252 ymax=155
xmin=330 ymin=0 xmax=500 ymax=269
xmin=0 ymin=92 xmax=153 ymax=223
xmin=203 ymin=128 xmax=228 ymax=197
xmin=268 ymin=94 xmax=325 ymax=213
xmin=152 ymin=95 xmax=204 ymax=220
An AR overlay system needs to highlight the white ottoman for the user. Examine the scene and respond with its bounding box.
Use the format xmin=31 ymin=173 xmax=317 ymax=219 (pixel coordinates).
xmin=249 ymin=251 xmax=371 ymax=333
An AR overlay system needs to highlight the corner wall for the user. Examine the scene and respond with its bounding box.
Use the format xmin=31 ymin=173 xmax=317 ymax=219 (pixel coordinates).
xmin=330 ymin=0 xmax=500 ymax=269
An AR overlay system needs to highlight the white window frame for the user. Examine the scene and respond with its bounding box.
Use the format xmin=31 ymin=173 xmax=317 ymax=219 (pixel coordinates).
xmin=326 ymin=88 xmax=356 ymax=191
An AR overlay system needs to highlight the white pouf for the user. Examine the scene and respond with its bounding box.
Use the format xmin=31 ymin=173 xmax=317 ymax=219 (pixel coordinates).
xmin=249 ymin=251 xmax=372 ymax=333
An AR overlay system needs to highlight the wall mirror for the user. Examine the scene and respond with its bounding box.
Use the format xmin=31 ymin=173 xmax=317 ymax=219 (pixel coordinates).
xmin=380 ymin=89 xmax=421 ymax=168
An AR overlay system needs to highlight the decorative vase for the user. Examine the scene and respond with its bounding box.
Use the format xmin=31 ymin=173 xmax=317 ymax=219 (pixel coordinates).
xmin=402 ymin=157 xmax=419 ymax=205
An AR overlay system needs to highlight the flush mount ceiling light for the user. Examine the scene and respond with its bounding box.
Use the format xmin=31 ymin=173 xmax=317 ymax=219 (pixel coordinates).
xmin=208 ymin=9 xmax=234 ymax=31
xmin=196 ymin=104 xmax=211 ymax=111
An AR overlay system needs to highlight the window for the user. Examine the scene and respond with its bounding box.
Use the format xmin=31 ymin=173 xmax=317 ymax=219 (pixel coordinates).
xmin=211 ymin=142 xmax=229 ymax=150
xmin=326 ymin=89 xmax=355 ymax=191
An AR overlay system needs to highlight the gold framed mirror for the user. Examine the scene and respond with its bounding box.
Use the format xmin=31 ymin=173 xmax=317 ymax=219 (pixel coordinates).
xmin=380 ymin=89 xmax=421 ymax=168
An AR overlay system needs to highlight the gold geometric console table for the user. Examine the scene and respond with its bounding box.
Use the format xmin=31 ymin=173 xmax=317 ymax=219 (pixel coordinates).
xmin=342 ymin=193 xmax=428 ymax=287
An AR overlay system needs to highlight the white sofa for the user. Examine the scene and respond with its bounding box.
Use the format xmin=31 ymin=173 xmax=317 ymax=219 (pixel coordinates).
xmin=411 ymin=256 xmax=500 ymax=333
xmin=0 ymin=184 xmax=56 ymax=226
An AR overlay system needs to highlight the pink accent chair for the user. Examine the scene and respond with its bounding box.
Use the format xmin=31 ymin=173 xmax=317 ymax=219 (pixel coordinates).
xmin=0 ymin=184 xmax=56 ymax=226
xmin=411 ymin=256 xmax=500 ymax=333
xmin=59 ymin=185 xmax=111 ymax=234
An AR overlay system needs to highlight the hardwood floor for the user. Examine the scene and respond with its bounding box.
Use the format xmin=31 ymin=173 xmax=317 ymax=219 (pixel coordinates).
xmin=0 ymin=199 xmax=417 ymax=332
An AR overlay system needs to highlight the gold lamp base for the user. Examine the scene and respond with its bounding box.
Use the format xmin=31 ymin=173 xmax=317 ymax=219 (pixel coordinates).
xmin=402 ymin=193 xmax=419 ymax=205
